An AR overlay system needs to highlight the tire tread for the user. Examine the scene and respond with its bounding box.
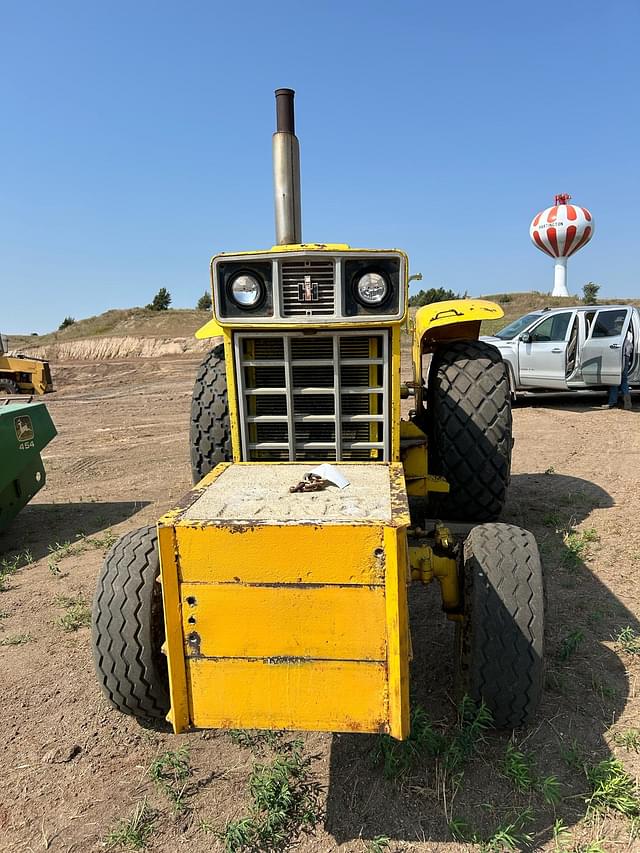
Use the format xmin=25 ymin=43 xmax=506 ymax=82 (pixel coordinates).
xmin=92 ymin=526 xmax=169 ymax=719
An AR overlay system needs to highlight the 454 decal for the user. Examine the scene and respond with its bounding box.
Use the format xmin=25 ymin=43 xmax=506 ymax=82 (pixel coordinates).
xmin=14 ymin=415 xmax=35 ymax=450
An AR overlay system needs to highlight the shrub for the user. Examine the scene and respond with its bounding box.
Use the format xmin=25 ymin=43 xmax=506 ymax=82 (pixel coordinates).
xmin=146 ymin=287 xmax=172 ymax=311
xmin=197 ymin=291 xmax=212 ymax=310
xmin=583 ymin=282 xmax=600 ymax=305
xmin=59 ymin=316 xmax=75 ymax=330
xmin=409 ymin=287 xmax=459 ymax=308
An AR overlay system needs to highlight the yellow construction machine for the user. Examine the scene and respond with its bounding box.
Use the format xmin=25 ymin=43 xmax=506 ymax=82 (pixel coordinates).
xmin=92 ymin=90 xmax=544 ymax=739
xmin=0 ymin=334 xmax=53 ymax=396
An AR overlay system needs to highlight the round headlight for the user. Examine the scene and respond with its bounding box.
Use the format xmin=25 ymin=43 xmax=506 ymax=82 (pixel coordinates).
xmin=356 ymin=272 xmax=389 ymax=305
xmin=230 ymin=273 xmax=262 ymax=308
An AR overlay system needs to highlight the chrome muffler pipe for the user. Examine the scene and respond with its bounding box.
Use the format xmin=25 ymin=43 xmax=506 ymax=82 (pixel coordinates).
xmin=273 ymin=88 xmax=302 ymax=245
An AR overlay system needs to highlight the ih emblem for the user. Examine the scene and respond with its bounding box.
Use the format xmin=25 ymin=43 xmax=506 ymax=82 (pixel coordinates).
xmin=298 ymin=274 xmax=319 ymax=302
xmin=15 ymin=415 xmax=34 ymax=442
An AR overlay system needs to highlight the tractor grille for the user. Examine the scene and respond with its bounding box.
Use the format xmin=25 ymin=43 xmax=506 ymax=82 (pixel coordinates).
xmin=234 ymin=331 xmax=390 ymax=461
xmin=281 ymin=259 xmax=335 ymax=317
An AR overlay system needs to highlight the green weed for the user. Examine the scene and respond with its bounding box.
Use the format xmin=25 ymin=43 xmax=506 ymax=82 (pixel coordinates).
xmin=85 ymin=530 xmax=118 ymax=549
xmin=374 ymin=697 xmax=491 ymax=782
xmin=615 ymin=626 xmax=640 ymax=655
xmin=546 ymin=670 xmax=569 ymax=695
xmin=149 ymin=746 xmax=191 ymax=813
xmin=560 ymin=739 xmax=586 ymax=772
xmin=47 ymin=531 xmax=117 ymax=575
xmin=373 ymin=704 xmax=447 ymax=778
xmin=105 ymin=798 xmax=156 ymax=850
xmin=230 ymin=729 xmax=285 ymax=751
xmin=502 ymin=742 xmax=561 ymax=804
xmin=591 ymin=676 xmax=616 ymax=700
xmin=365 ymin=836 xmax=391 ymax=852
xmin=614 ymin=728 xmax=640 ymax=753
xmin=562 ymin=527 xmax=599 ymax=566
xmin=221 ymin=744 xmax=321 ymax=851
xmin=0 ymin=633 xmax=33 ymax=646
xmin=558 ymin=629 xmax=584 ymax=661
xmin=585 ymin=758 xmax=640 ymax=817
xmin=48 ymin=558 xmax=67 ymax=578
xmin=503 ymin=742 xmax=534 ymax=792
xmin=54 ymin=594 xmax=91 ymax=632
xmin=449 ymin=808 xmax=534 ymax=851
xmin=552 ymin=818 xmax=571 ymax=852
xmin=0 ymin=550 xmax=33 ymax=591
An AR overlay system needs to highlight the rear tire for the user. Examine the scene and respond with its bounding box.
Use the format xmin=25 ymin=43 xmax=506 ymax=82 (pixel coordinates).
xmin=427 ymin=340 xmax=512 ymax=521
xmin=190 ymin=344 xmax=231 ymax=484
xmin=0 ymin=377 xmax=19 ymax=395
xmin=92 ymin=526 xmax=169 ymax=720
xmin=454 ymin=523 xmax=544 ymax=728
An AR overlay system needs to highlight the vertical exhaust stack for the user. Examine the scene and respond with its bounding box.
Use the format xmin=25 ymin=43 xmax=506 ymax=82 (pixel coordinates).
xmin=273 ymin=88 xmax=302 ymax=245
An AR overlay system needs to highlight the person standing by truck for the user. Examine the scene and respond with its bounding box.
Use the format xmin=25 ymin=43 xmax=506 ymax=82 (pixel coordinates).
xmin=607 ymin=326 xmax=634 ymax=410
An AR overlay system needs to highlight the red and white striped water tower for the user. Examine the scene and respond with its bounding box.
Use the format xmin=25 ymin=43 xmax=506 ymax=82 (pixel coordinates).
xmin=529 ymin=194 xmax=594 ymax=297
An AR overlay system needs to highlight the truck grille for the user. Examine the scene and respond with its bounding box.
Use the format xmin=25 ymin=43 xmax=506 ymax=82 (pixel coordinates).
xmin=234 ymin=331 xmax=390 ymax=461
xmin=281 ymin=259 xmax=335 ymax=317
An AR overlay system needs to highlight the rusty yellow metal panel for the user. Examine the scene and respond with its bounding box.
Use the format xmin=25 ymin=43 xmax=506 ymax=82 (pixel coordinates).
xmin=174 ymin=523 xmax=385 ymax=585
xmin=186 ymin=659 xmax=389 ymax=733
xmin=158 ymin=462 xmax=412 ymax=738
xmin=384 ymin=526 xmax=410 ymax=739
xmin=157 ymin=525 xmax=190 ymax=733
xmin=180 ymin=583 xmax=386 ymax=661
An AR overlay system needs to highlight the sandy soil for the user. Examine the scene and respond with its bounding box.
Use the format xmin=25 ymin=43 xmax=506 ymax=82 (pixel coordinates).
xmin=1 ymin=354 xmax=639 ymax=853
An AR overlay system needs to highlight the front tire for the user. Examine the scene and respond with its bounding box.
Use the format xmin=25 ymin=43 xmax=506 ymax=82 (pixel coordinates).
xmin=427 ymin=340 xmax=512 ymax=521
xmin=92 ymin=526 xmax=169 ymax=720
xmin=190 ymin=344 xmax=232 ymax=484
xmin=454 ymin=523 xmax=544 ymax=728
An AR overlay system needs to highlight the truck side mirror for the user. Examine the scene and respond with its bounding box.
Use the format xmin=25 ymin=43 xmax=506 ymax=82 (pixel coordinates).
xmin=520 ymin=332 xmax=531 ymax=343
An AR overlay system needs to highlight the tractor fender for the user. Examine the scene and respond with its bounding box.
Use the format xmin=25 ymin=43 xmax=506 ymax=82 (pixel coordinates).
xmin=411 ymin=298 xmax=504 ymax=405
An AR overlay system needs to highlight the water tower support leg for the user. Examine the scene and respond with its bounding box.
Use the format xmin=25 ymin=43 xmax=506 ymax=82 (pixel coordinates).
xmin=552 ymin=257 xmax=569 ymax=297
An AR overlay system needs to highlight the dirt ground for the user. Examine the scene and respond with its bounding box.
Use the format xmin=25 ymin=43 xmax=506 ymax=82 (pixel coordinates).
xmin=1 ymin=353 xmax=640 ymax=853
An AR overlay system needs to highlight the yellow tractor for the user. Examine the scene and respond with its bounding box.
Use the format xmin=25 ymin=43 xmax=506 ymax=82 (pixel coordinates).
xmin=0 ymin=334 xmax=53 ymax=396
xmin=92 ymin=90 xmax=544 ymax=739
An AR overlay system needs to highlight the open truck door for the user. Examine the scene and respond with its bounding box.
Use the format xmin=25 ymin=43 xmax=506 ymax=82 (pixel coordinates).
xmin=570 ymin=307 xmax=632 ymax=387
xmin=517 ymin=310 xmax=576 ymax=389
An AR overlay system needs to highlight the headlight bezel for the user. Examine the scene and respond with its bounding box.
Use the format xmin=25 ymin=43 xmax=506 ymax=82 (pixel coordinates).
xmin=345 ymin=258 xmax=400 ymax=317
xmin=216 ymin=260 xmax=274 ymax=319
xmin=228 ymin=271 xmax=266 ymax=310
xmin=354 ymin=270 xmax=391 ymax=307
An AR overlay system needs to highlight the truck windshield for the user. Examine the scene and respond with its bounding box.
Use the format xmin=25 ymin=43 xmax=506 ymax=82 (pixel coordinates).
xmin=494 ymin=313 xmax=542 ymax=340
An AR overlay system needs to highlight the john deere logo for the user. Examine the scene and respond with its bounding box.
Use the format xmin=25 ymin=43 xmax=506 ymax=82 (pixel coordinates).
xmin=14 ymin=415 xmax=34 ymax=442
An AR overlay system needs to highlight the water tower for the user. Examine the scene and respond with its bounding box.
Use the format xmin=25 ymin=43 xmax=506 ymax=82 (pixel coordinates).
xmin=530 ymin=194 xmax=594 ymax=297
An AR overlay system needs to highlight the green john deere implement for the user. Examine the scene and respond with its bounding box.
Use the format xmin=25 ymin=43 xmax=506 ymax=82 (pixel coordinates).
xmin=0 ymin=400 xmax=57 ymax=534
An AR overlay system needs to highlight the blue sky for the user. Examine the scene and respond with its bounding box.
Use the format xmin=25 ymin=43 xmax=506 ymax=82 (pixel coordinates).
xmin=1 ymin=1 xmax=638 ymax=333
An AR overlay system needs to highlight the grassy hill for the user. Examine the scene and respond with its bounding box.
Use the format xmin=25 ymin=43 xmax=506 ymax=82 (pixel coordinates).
xmin=8 ymin=308 xmax=210 ymax=350
xmin=8 ymin=294 xmax=640 ymax=351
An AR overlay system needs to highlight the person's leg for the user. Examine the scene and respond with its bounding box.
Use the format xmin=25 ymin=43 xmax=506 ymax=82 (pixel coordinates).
xmin=622 ymin=359 xmax=632 ymax=409
xmin=608 ymin=384 xmax=619 ymax=406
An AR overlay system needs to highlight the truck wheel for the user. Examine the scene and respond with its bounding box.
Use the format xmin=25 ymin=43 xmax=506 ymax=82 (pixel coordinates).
xmin=92 ymin=526 xmax=169 ymax=720
xmin=0 ymin=378 xmax=19 ymax=395
xmin=427 ymin=340 xmax=512 ymax=521
xmin=454 ymin=523 xmax=544 ymax=728
xmin=190 ymin=344 xmax=231 ymax=484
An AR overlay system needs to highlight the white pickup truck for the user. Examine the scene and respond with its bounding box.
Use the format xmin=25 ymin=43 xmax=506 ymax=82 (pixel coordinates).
xmin=481 ymin=304 xmax=640 ymax=392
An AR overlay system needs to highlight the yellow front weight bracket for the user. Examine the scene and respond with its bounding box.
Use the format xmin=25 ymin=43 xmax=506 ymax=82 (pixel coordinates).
xmin=408 ymin=523 xmax=462 ymax=620
xmin=157 ymin=462 xmax=412 ymax=740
